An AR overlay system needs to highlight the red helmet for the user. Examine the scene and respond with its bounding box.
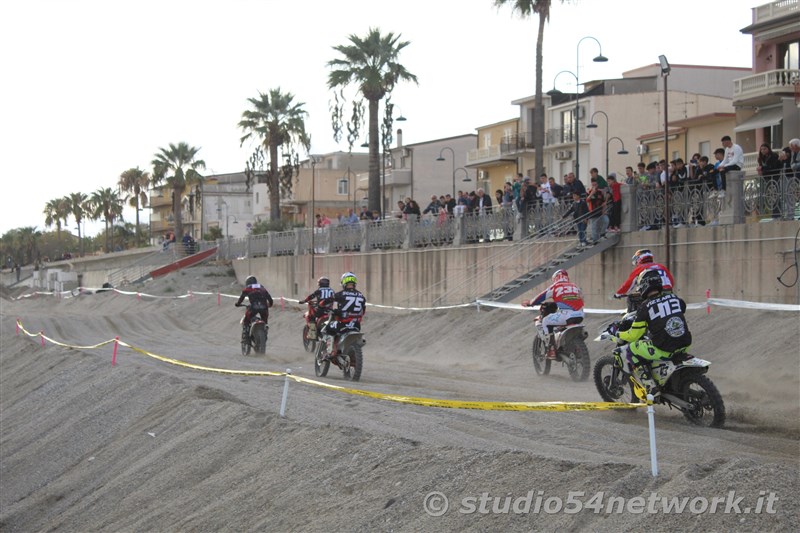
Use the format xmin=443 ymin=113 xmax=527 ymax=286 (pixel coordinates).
xmin=552 ymin=269 xmax=569 ymax=284
xmin=631 ymin=249 xmax=654 ymax=266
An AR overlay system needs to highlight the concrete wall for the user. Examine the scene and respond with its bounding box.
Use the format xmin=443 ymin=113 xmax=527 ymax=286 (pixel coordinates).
xmin=233 ymin=220 xmax=800 ymax=307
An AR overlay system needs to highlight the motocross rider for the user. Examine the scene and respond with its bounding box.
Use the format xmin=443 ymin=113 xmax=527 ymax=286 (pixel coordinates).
xmin=300 ymin=276 xmax=335 ymax=339
xmin=610 ymin=269 xmax=692 ymax=394
xmin=234 ymin=275 xmax=274 ymax=336
xmin=613 ymin=249 xmax=675 ymax=300
xmin=320 ymin=272 xmax=366 ymax=356
xmin=522 ymin=269 xmax=585 ymax=360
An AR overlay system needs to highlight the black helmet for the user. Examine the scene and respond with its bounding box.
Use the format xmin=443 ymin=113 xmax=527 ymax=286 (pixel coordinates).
xmin=636 ymin=270 xmax=662 ymax=298
xmin=318 ymin=276 xmax=330 ymax=288
xmin=245 ymin=275 xmax=257 ymax=286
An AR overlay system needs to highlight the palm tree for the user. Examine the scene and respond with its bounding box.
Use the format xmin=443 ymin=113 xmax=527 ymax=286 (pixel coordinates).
xmin=66 ymin=192 xmax=89 ymax=256
xmin=118 ymin=167 xmax=150 ymax=246
xmin=16 ymin=226 xmax=41 ymax=265
xmin=89 ymin=187 xmax=124 ymax=252
xmin=239 ymin=88 xmax=310 ymax=221
xmin=43 ymin=198 xmax=70 ymax=240
xmin=151 ymin=142 xmax=205 ymax=240
xmin=328 ymin=28 xmax=417 ymax=215
xmin=495 ymin=0 xmax=560 ymax=180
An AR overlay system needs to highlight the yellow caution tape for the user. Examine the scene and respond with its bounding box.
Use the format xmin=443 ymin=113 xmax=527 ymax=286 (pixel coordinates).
xmin=15 ymin=319 xmax=645 ymax=411
xmin=290 ymin=375 xmax=644 ymax=411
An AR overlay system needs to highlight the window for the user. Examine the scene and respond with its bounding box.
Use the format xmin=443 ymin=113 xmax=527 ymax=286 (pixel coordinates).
xmin=483 ymin=133 xmax=492 ymax=148
xmin=779 ymin=41 xmax=799 ymax=70
xmin=337 ymin=179 xmax=349 ymax=196
xmin=561 ymin=110 xmax=574 ymax=144
xmin=698 ymin=141 xmax=709 ymax=158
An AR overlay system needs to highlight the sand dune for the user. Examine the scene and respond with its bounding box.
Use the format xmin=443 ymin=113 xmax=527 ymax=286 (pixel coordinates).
xmin=1 ymin=265 xmax=798 ymax=531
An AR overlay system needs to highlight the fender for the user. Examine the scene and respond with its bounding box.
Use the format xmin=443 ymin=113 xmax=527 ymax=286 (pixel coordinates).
xmin=557 ymin=324 xmax=588 ymax=349
xmin=338 ymin=330 xmax=365 ymax=353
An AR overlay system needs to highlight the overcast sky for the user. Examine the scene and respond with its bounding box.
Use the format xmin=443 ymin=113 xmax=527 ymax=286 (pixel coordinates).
xmin=0 ymin=0 xmax=755 ymax=237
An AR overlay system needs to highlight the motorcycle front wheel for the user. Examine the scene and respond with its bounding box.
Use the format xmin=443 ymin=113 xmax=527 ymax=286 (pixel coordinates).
xmin=593 ymin=355 xmax=637 ymax=403
xmin=302 ymin=324 xmax=316 ymax=353
xmin=531 ymin=337 xmax=551 ymax=375
xmin=677 ymin=374 xmax=725 ymax=428
xmin=563 ymin=340 xmax=591 ymax=382
xmin=314 ymin=342 xmax=330 ymax=377
xmin=341 ymin=343 xmax=363 ymax=382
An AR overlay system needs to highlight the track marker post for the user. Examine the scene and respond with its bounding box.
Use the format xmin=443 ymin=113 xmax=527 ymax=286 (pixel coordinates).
xmin=646 ymin=393 xmax=658 ymax=477
xmin=112 ymin=336 xmax=119 ymax=366
xmin=279 ymin=369 xmax=292 ymax=417
xmin=40 ymin=331 xmax=45 ymax=347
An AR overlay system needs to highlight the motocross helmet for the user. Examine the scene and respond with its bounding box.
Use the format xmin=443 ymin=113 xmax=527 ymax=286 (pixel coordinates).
xmin=552 ymin=269 xmax=569 ymax=284
xmin=318 ymin=276 xmax=330 ymax=288
xmin=341 ymin=272 xmax=357 ymax=288
xmin=631 ymin=249 xmax=654 ymax=266
xmin=245 ymin=275 xmax=257 ymax=286
xmin=636 ymin=269 xmax=663 ymax=298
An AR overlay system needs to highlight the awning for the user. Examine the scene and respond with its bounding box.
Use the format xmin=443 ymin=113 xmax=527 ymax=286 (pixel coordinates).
xmin=733 ymin=107 xmax=783 ymax=132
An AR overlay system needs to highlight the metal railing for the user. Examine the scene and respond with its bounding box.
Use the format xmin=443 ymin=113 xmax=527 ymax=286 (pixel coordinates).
xmin=215 ymin=171 xmax=799 ymax=263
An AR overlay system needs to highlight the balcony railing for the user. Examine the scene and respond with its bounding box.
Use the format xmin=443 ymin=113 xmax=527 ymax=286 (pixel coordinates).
xmin=466 ymin=144 xmax=502 ymax=165
xmin=733 ymin=69 xmax=800 ymax=102
xmin=753 ymin=0 xmax=798 ymax=24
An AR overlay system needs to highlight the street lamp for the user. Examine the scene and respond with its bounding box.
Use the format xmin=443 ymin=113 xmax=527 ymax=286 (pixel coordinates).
xmin=659 ymin=54 xmax=672 ymax=272
xmin=435 ymin=146 xmax=456 ymax=198
xmin=586 ymin=110 xmax=610 ymax=176
xmin=226 ymin=214 xmax=238 ymax=239
xmin=455 ymin=167 xmax=471 ymax=183
xmin=547 ymin=37 xmax=607 ymax=181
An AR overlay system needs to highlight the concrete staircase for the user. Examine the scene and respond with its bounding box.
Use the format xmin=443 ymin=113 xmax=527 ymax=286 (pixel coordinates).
xmin=479 ymin=233 xmax=620 ymax=303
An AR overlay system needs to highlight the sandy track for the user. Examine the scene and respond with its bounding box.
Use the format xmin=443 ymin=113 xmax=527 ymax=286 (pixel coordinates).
xmin=1 ymin=267 xmax=798 ymax=531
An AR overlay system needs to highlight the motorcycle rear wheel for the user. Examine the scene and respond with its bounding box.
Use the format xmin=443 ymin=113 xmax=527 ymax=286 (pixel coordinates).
xmin=241 ymin=329 xmax=251 ymax=356
xmin=342 ymin=343 xmax=363 ymax=382
xmin=314 ymin=342 xmax=330 ymax=377
xmin=253 ymin=325 xmax=268 ymax=355
xmin=302 ymin=324 xmax=316 ymax=353
xmin=678 ymin=374 xmax=725 ymax=428
xmin=594 ymin=355 xmax=637 ymax=403
xmin=563 ymin=340 xmax=591 ymax=382
xmin=531 ymin=337 xmax=551 ymax=375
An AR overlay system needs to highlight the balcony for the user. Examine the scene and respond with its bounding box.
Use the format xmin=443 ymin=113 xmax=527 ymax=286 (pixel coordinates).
xmin=733 ymin=69 xmax=800 ymax=105
xmin=149 ymin=195 xmax=172 ymax=208
xmin=384 ymin=168 xmax=411 ymax=186
xmin=753 ymin=0 xmax=798 ymax=24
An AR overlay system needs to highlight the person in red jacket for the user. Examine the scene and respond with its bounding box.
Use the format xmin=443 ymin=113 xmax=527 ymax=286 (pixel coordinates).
xmin=614 ymin=249 xmax=675 ymax=300
xmin=522 ymin=269 xmax=584 ymax=359
xmin=235 ymin=275 xmax=273 ymax=336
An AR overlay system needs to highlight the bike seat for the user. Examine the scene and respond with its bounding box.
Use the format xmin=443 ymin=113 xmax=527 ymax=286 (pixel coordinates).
xmin=566 ymin=317 xmax=584 ymax=325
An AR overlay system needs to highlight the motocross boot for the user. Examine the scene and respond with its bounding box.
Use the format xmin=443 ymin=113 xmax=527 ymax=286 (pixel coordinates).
xmin=546 ymin=334 xmax=557 ymax=359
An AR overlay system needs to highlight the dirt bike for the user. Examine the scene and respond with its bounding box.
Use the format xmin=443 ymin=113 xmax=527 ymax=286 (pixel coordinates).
xmin=594 ymin=317 xmax=725 ymax=428
xmin=530 ymin=302 xmax=590 ymax=381
xmin=301 ymin=302 xmax=330 ymax=353
xmin=314 ymin=313 xmax=365 ymax=381
xmin=237 ymin=305 xmax=268 ymax=355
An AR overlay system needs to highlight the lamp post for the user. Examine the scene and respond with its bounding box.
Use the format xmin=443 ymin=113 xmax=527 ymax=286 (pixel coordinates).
xmin=586 ymin=110 xmax=610 ymax=176
xmin=548 ymin=38 xmax=607 ymax=181
xmin=310 ymin=155 xmax=321 ymax=279
xmin=659 ymin=55 xmax=671 ymax=272
xmin=455 ymin=167 xmax=471 ymax=183
xmin=226 ymin=214 xmax=238 ymax=238
xmin=435 ymin=146 xmax=456 ymax=198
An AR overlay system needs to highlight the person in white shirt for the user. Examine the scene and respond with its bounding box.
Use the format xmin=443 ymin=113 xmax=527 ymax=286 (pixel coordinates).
xmin=718 ymin=135 xmax=744 ymax=193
